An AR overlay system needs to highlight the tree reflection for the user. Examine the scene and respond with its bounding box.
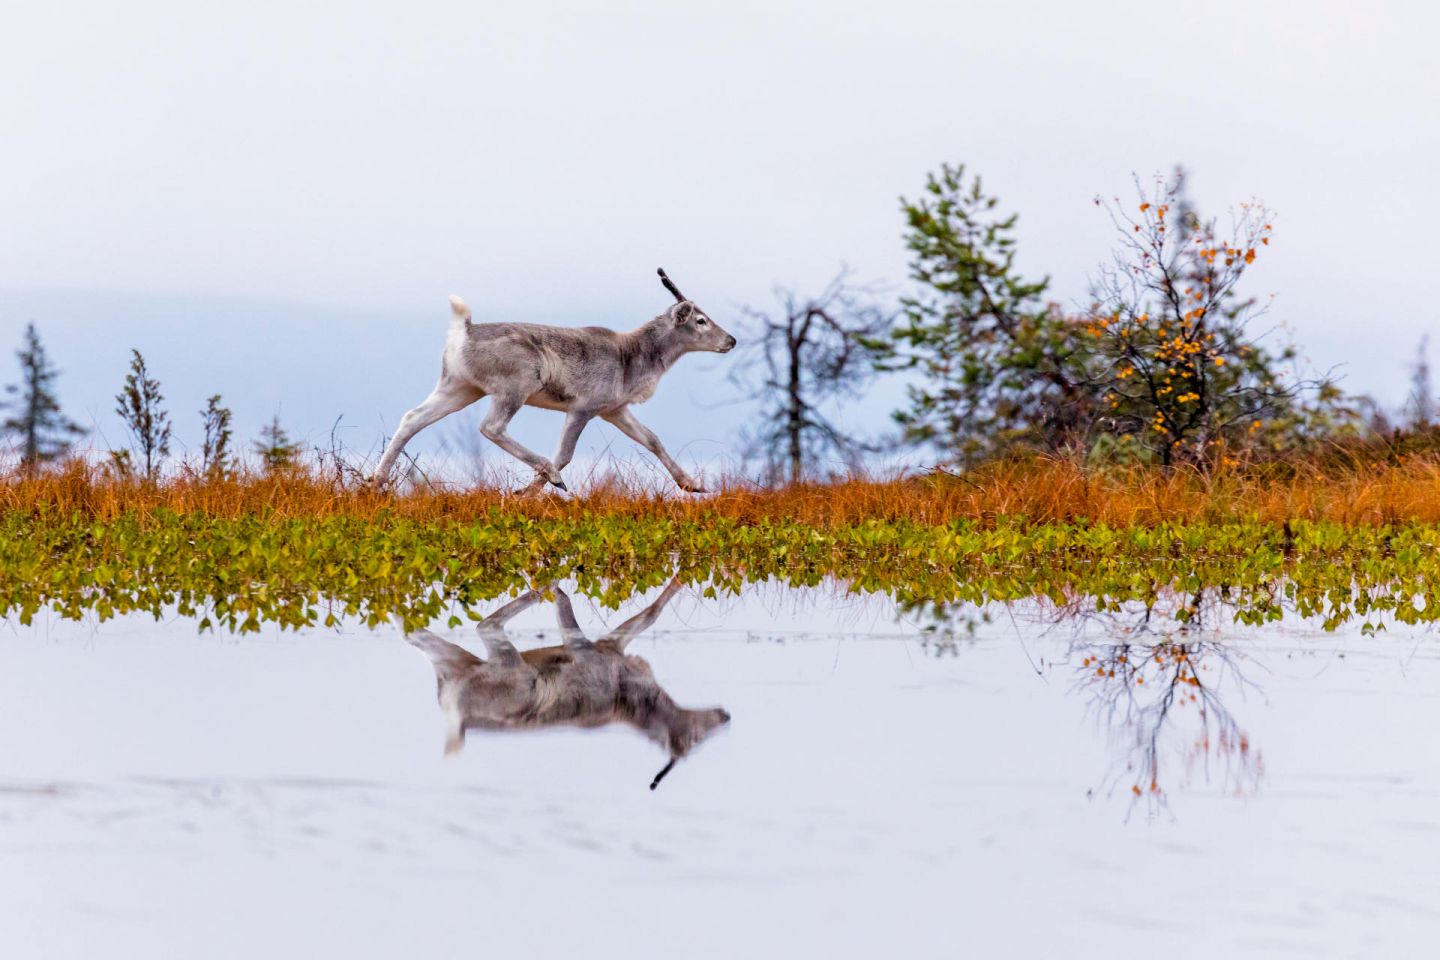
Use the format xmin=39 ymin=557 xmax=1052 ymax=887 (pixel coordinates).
xmin=911 ymin=588 xmax=1267 ymax=813
xmin=1069 ymin=630 xmax=1264 ymax=815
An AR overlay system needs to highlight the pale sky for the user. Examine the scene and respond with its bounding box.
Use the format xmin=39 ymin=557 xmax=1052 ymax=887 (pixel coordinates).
xmin=2 ymin=1 xmax=1436 ymax=476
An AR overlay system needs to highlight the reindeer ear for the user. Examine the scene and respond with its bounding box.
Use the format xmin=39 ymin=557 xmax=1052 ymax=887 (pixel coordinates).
xmin=672 ymin=302 xmax=694 ymax=324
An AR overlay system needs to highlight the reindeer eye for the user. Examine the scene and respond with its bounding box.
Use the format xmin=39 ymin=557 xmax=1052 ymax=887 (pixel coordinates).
xmin=697 ymin=317 xmax=708 ymax=325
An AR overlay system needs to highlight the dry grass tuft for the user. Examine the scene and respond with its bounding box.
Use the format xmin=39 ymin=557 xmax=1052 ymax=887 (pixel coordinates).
xmin=4 ymin=454 xmax=1440 ymax=527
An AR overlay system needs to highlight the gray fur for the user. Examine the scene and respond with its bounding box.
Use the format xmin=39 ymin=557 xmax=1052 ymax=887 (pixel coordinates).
xmin=396 ymin=578 xmax=730 ymax=785
xmin=372 ymin=275 xmax=737 ymax=492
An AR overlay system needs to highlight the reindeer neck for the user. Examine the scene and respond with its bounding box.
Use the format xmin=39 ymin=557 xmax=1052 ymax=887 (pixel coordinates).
xmin=623 ymin=320 xmax=688 ymax=377
xmin=615 ymin=678 xmax=683 ymax=747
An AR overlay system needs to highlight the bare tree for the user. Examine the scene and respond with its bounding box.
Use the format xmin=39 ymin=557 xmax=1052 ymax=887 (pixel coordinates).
xmin=731 ymin=269 xmax=890 ymax=484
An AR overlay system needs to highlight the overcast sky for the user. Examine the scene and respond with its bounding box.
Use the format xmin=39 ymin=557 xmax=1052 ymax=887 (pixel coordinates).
xmin=2 ymin=0 xmax=1436 ymax=478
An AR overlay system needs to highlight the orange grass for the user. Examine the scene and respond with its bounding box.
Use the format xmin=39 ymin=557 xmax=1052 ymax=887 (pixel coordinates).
xmin=4 ymin=455 xmax=1440 ymax=527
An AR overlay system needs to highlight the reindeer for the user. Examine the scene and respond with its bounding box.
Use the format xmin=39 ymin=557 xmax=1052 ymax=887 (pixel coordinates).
xmin=395 ymin=577 xmax=730 ymax=789
xmin=371 ymin=269 xmax=736 ymax=493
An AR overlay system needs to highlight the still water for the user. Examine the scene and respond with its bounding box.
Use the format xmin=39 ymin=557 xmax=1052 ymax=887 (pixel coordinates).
xmin=2 ymin=581 xmax=1438 ymax=958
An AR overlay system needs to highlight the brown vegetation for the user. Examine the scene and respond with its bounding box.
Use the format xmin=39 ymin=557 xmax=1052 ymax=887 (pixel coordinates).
xmin=5 ymin=448 xmax=1440 ymax=528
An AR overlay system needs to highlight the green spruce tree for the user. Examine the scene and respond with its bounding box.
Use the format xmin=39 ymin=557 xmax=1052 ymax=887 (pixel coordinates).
xmin=2 ymin=324 xmax=87 ymax=471
xmin=254 ymin=414 xmax=300 ymax=472
xmin=871 ymin=164 xmax=1086 ymax=465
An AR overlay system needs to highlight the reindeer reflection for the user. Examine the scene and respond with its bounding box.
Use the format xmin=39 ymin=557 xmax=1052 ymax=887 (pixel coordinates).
xmin=1071 ymin=632 xmax=1264 ymax=812
xmin=395 ymin=578 xmax=729 ymax=789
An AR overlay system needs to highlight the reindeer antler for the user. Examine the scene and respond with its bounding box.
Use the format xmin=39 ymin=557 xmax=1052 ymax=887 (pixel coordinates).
xmin=649 ymin=757 xmax=678 ymax=790
xmin=657 ymin=267 xmax=686 ymax=303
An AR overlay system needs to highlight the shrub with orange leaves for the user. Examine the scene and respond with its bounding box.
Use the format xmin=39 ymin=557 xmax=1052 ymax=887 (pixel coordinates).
xmin=1084 ymin=169 xmax=1351 ymax=466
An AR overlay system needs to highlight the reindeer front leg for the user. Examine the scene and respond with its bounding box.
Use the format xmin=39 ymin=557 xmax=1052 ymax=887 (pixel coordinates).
xmin=551 ymin=588 xmax=599 ymax=655
xmin=475 ymin=589 xmax=543 ymax=666
xmin=601 ymin=576 xmax=685 ymax=651
xmin=602 ymin=407 xmax=705 ymax=493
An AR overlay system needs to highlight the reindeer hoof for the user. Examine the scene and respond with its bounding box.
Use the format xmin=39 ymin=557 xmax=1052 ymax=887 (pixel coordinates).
xmin=552 ymin=479 xmax=568 ymax=491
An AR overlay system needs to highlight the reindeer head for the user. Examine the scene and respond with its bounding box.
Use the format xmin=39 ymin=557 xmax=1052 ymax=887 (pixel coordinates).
xmin=657 ymin=268 xmax=736 ymax=354
xmin=649 ymin=705 xmax=731 ymax=790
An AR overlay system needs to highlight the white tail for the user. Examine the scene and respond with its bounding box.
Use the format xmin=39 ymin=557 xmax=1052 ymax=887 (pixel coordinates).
xmin=448 ymin=295 xmax=472 ymax=328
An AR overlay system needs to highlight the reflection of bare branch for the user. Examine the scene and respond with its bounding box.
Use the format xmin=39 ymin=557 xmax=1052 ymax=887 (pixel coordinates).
xmin=907 ymin=589 xmax=1267 ymax=815
xmin=1071 ymin=634 xmax=1264 ymax=816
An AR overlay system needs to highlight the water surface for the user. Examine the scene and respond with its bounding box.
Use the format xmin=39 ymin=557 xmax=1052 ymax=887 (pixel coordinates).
xmin=2 ymin=584 xmax=1437 ymax=957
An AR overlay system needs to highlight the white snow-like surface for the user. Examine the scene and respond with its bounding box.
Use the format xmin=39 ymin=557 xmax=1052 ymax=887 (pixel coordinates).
xmin=1 ymin=587 xmax=1438 ymax=958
